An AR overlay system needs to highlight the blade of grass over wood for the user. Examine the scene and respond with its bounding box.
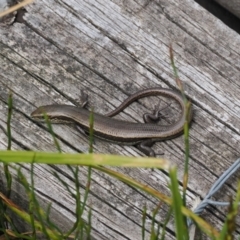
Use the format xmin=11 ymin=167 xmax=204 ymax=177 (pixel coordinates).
xmin=95 ymin=166 xmax=219 ymax=238
xmin=150 ymin=202 xmax=165 ymax=240
xmin=142 ymin=203 xmax=168 ymax=240
xmin=86 ymin=209 xmax=92 ymax=239
xmin=160 ymin=206 xmax=173 ymax=240
xmin=142 ymin=204 xmax=147 ymax=240
xmin=7 ymin=92 xmax=13 ymax=151
xmin=43 ymin=113 xmax=62 ymax=153
xmin=182 ymin=101 xmax=191 ymax=194
xmin=18 ymin=164 xmax=37 ymax=238
xmin=169 ymin=167 xmax=188 ymax=240
xmin=169 ymin=45 xmax=191 ymax=207
xmin=61 ymin=165 xmax=92 ymax=238
xmin=0 ymin=151 xmax=172 ymax=169
xmin=36 ymin=108 xmax=93 ymax=238
xmin=4 ymin=92 xmax=13 ymax=202
xmin=18 ymin=165 xmax=65 ymax=238
xmin=0 ymin=151 xmax=220 ymax=238
xmin=0 ymin=192 xmax=62 ymax=240
xmin=88 ymin=108 xmax=94 ymax=154
xmin=84 ymin=108 xmax=93 ymax=238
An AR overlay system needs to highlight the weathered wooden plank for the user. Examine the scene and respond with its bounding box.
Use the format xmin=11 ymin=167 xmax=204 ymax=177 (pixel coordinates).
xmin=214 ymin=0 xmax=240 ymax=18
xmin=0 ymin=0 xmax=240 ymax=239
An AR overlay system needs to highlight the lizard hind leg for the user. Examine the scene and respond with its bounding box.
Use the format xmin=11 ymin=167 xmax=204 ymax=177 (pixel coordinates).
xmin=137 ymin=140 xmax=164 ymax=157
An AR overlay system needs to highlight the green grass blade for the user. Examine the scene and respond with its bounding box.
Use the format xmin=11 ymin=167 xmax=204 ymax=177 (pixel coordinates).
xmin=7 ymin=92 xmax=13 ymax=151
xmin=169 ymin=167 xmax=188 ymax=240
xmin=42 ymin=113 xmax=62 ymax=153
xmin=0 ymin=150 xmax=172 ymax=169
xmin=0 ymin=192 xmax=60 ymax=240
xmin=142 ymin=204 xmax=147 ymax=240
xmin=88 ymin=108 xmax=94 ymax=154
xmin=95 ymin=165 xmax=219 ymax=239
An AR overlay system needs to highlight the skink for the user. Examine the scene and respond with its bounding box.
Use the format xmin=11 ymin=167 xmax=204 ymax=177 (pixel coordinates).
xmin=31 ymin=88 xmax=192 ymax=156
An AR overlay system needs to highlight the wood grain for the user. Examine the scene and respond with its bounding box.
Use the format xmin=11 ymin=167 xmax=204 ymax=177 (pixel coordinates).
xmin=0 ymin=0 xmax=239 ymax=239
